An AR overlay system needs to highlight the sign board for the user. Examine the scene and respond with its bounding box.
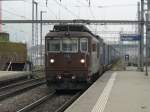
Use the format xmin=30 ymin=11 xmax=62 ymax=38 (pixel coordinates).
xmin=120 ymin=34 xmax=141 ymax=41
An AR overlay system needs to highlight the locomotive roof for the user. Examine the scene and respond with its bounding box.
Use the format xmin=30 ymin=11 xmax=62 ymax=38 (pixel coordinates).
xmin=53 ymin=24 xmax=91 ymax=33
xmin=47 ymin=24 xmax=103 ymax=41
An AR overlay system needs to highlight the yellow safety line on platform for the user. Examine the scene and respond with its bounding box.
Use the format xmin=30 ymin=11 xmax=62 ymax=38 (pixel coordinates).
xmin=91 ymin=72 xmax=117 ymax=112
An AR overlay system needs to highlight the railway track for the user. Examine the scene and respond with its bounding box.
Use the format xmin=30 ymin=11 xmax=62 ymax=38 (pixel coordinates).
xmin=0 ymin=75 xmax=29 ymax=88
xmin=55 ymin=92 xmax=81 ymax=112
xmin=17 ymin=91 xmax=56 ymax=112
xmin=0 ymin=78 xmax=46 ymax=101
xmin=17 ymin=91 xmax=81 ymax=112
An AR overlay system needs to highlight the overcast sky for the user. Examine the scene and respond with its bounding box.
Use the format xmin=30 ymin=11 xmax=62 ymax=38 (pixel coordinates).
xmin=3 ymin=0 xmax=139 ymax=20
xmin=2 ymin=0 xmax=140 ymax=45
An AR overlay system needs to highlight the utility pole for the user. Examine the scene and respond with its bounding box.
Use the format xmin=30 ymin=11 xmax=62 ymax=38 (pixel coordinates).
xmin=32 ymin=0 xmax=38 ymax=66
xmin=139 ymin=0 xmax=144 ymax=71
xmin=145 ymin=0 xmax=150 ymax=75
xmin=32 ymin=0 xmax=34 ymax=66
xmin=138 ymin=2 xmax=141 ymax=70
xmin=40 ymin=11 xmax=46 ymax=66
xmin=34 ymin=2 xmax=38 ymax=65
xmin=145 ymin=13 xmax=148 ymax=76
xmin=147 ymin=0 xmax=150 ymax=58
xmin=0 ymin=0 xmax=2 ymax=32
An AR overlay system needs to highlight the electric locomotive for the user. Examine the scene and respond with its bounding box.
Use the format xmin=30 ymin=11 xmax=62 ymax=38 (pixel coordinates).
xmin=45 ymin=24 xmax=104 ymax=90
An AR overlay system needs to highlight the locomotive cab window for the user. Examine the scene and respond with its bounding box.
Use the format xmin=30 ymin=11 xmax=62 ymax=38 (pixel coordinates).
xmin=62 ymin=38 xmax=78 ymax=53
xmin=92 ymin=43 xmax=96 ymax=52
xmin=80 ymin=38 xmax=88 ymax=52
xmin=47 ymin=38 xmax=60 ymax=52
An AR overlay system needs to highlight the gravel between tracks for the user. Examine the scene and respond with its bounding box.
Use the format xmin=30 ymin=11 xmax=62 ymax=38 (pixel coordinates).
xmin=29 ymin=94 xmax=72 ymax=112
xmin=0 ymin=85 xmax=52 ymax=112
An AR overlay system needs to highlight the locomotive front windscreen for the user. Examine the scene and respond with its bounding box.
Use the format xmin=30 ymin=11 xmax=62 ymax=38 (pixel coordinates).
xmin=47 ymin=38 xmax=78 ymax=53
xmin=47 ymin=38 xmax=60 ymax=52
xmin=62 ymin=38 xmax=78 ymax=53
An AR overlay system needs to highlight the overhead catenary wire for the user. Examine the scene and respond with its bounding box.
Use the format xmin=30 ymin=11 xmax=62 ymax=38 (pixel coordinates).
xmin=2 ymin=21 xmax=31 ymax=36
xmin=74 ymin=4 xmax=137 ymax=8
xmin=97 ymin=4 xmax=137 ymax=8
xmin=23 ymin=0 xmax=58 ymax=19
xmin=3 ymin=8 xmax=30 ymax=19
xmin=78 ymin=0 xmax=96 ymax=19
xmin=52 ymin=0 xmax=80 ymax=19
xmin=77 ymin=0 xmax=97 ymax=33
xmin=3 ymin=24 xmax=31 ymax=44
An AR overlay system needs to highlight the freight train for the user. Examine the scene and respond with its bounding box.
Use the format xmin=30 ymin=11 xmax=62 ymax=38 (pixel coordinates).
xmin=45 ymin=24 xmax=120 ymax=90
xmin=0 ymin=32 xmax=27 ymax=71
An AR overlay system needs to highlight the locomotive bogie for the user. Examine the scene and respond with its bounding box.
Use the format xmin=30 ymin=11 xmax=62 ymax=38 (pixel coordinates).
xmin=46 ymin=70 xmax=90 ymax=90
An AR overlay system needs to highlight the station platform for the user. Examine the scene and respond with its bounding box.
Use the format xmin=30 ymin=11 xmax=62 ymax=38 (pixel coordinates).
xmin=0 ymin=71 xmax=31 ymax=82
xmin=65 ymin=70 xmax=150 ymax=112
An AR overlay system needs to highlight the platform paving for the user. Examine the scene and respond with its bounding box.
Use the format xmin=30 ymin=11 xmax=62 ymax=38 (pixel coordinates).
xmin=104 ymin=71 xmax=150 ymax=112
xmin=65 ymin=70 xmax=150 ymax=112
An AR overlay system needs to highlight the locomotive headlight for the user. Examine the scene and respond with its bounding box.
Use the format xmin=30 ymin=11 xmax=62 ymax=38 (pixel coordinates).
xmin=50 ymin=59 xmax=55 ymax=63
xmin=80 ymin=59 xmax=85 ymax=63
xmin=72 ymin=75 xmax=76 ymax=80
xmin=58 ymin=75 xmax=62 ymax=79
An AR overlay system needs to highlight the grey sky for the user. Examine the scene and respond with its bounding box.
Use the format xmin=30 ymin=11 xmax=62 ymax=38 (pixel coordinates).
xmin=2 ymin=0 xmax=140 ymax=45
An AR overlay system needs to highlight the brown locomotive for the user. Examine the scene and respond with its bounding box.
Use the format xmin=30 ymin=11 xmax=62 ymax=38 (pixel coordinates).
xmin=45 ymin=24 xmax=119 ymax=90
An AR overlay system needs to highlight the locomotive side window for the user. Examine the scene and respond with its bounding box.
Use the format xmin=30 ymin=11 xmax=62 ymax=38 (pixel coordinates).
xmin=47 ymin=39 xmax=60 ymax=52
xmin=97 ymin=43 xmax=100 ymax=57
xmin=92 ymin=43 xmax=96 ymax=52
xmin=80 ymin=38 xmax=88 ymax=52
xmin=62 ymin=38 xmax=78 ymax=53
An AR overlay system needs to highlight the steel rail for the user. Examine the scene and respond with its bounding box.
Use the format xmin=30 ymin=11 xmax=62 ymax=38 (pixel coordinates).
xmin=0 ymin=80 xmax=46 ymax=101
xmin=55 ymin=92 xmax=82 ymax=112
xmin=0 ymin=75 xmax=28 ymax=87
xmin=0 ymin=78 xmax=44 ymax=91
xmin=1 ymin=19 xmax=148 ymax=25
xmin=17 ymin=91 xmax=56 ymax=112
